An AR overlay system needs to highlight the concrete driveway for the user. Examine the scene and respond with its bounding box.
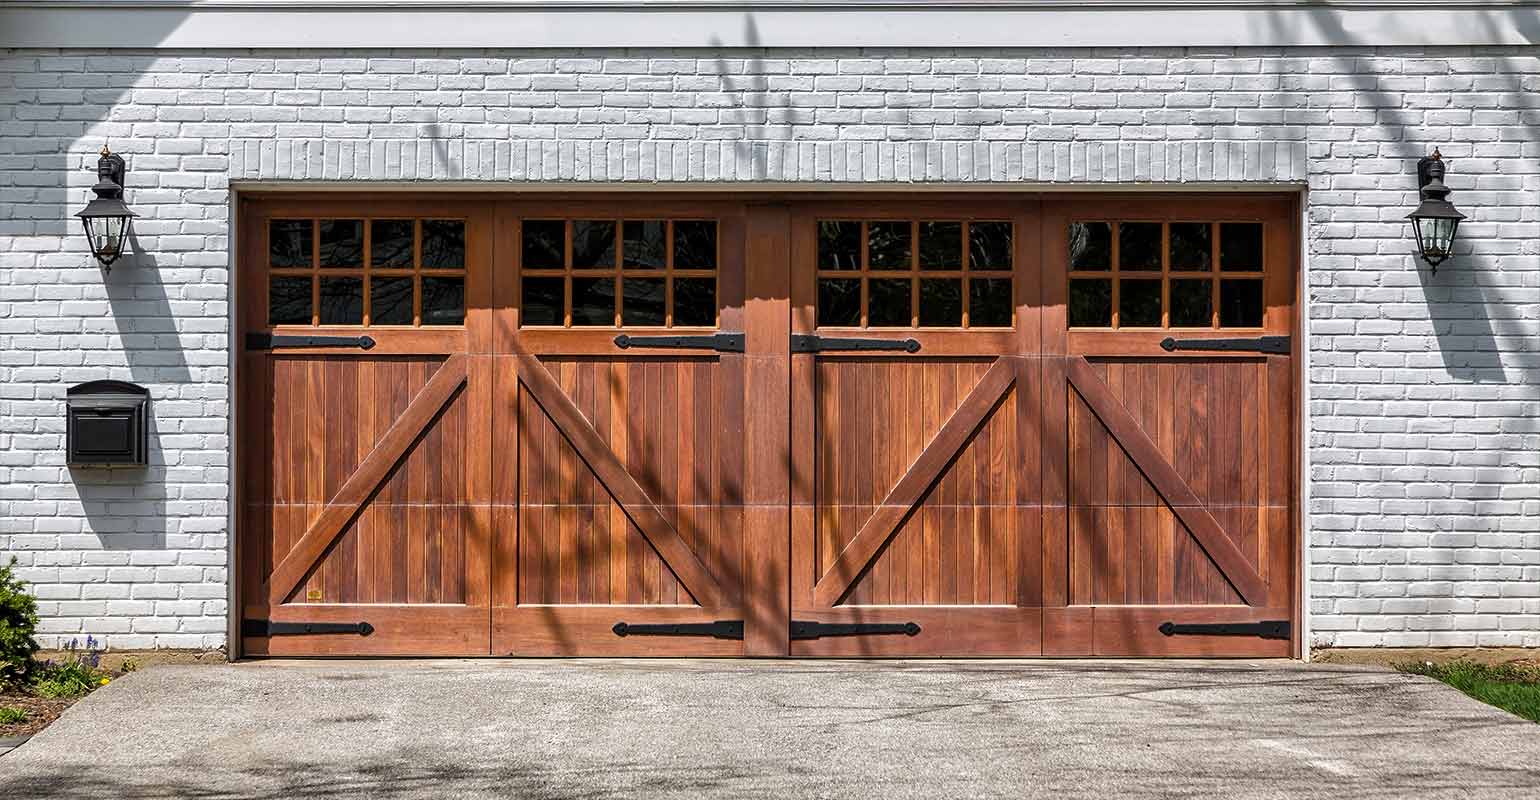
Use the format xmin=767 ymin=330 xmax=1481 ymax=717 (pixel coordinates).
xmin=1 ymin=659 xmax=1535 ymax=799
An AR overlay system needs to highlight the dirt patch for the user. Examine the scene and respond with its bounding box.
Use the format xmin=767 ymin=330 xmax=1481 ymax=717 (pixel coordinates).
xmin=32 ymin=649 xmax=225 ymax=673
xmin=0 ymin=693 xmax=75 ymax=739
xmin=1313 ymin=647 xmax=1540 ymax=668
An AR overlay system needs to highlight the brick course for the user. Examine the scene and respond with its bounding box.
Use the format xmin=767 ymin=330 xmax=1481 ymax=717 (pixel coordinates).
xmin=1 ymin=47 xmax=1536 ymax=650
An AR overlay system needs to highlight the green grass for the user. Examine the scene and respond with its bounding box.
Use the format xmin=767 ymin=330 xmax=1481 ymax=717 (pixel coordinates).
xmin=0 ymin=706 xmax=26 ymax=724
xmin=1398 ymin=660 xmax=1540 ymax=723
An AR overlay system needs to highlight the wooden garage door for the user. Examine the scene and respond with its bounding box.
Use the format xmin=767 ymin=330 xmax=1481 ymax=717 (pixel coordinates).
xmin=787 ymin=200 xmax=1046 ymax=656
xmin=238 ymin=197 xmax=494 ymax=655
xmin=1041 ymin=195 xmax=1297 ymax=656
xmin=489 ymin=199 xmax=752 ymax=655
xmin=237 ymin=192 xmax=1297 ymax=658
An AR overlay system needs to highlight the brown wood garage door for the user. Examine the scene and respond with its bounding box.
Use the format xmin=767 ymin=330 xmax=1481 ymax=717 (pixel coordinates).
xmin=237 ymin=192 xmax=1297 ymax=658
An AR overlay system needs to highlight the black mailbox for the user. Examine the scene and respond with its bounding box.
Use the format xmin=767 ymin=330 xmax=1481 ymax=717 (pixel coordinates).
xmin=66 ymin=380 xmax=149 ymax=466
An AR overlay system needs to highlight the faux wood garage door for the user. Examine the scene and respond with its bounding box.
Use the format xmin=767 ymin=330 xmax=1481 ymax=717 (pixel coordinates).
xmin=237 ymin=193 xmax=1297 ymax=658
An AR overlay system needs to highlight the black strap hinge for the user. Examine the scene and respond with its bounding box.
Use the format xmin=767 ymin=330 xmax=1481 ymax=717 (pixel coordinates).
xmin=613 ymin=332 xmax=745 ymax=353
xmin=789 ymin=620 xmax=921 ymax=640
xmin=611 ymin=620 xmax=744 ymax=640
xmin=1159 ymin=336 xmax=1289 ymax=355
xmin=791 ymin=334 xmax=921 ymax=354
xmin=246 ymin=333 xmax=377 ymax=351
xmin=242 ymin=619 xmax=375 ymax=637
xmin=1158 ymin=620 xmax=1290 ymax=640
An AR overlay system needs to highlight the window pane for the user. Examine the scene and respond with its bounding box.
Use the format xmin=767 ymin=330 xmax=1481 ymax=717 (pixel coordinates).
xmin=621 ymin=277 xmax=666 ymax=326
xmin=1118 ymin=222 xmax=1161 ymax=271
xmin=1220 ymin=223 xmax=1263 ymax=271
xmin=1170 ymin=279 xmax=1213 ymax=328
xmin=868 ymin=221 xmax=912 ymax=270
xmin=673 ymin=278 xmax=716 ymax=327
xmin=521 ymin=277 xmax=564 ymax=326
xmin=572 ymin=221 xmax=617 ymax=269
xmin=968 ymin=221 xmax=1012 ymax=271
xmin=318 ymin=276 xmax=363 ymax=324
xmin=370 ymin=220 xmax=414 ymax=268
xmin=422 ymin=276 xmax=465 ymax=326
xmin=919 ymin=221 xmax=962 ymax=269
xmin=522 ymin=220 xmax=566 ymax=269
xmin=673 ymin=220 xmax=717 ymax=269
xmin=817 ymin=221 xmax=861 ymax=270
xmin=817 ymin=278 xmax=861 ymax=327
xmin=1069 ymin=222 xmax=1111 ymax=271
xmin=318 ymin=219 xmax=364 ymax=269
xmin=1169 ymin=222 xmax=1211 ymax=271
xmin=268 ymin=276 xmax=312 ymax=325
xmin=1069 ymin=279 xmax=1112 ymax=327
xmin=571 ymin=277 xmax=614 ymax=326
xmin=369 ymin=277 xmax=414 ymax=325
xmin=918 ymin=278 xmax=962 ymax=327
xmin=969 ymin=278 xmax=1012 ymax=328
xmin=269 ymin=219 xmax=312 ymax=268
xmin=1119 ymin=278 xmax=1162 ymax=328
xmin=622 ymin=220 xmax=666 ymax=270
xmin=421 ymin=220 xmax=465 ymax=269
xmin=868 ymin=278 xmax=912 ymax=326
xmin=1219 ymin=279 xmax=1264 ymax=327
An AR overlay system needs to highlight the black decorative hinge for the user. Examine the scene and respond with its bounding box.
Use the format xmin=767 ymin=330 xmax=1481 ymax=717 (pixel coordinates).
xmin=1158 ymin=620 xmax=1290 ymax=640
xmin=611 ymin=620 xmax=745 ymax=640
xmin=790 ymin=334 xmax=921 ymax=354
xmin=242 ymin=619 xmax=375 ymax=637
xmin=246 ymin=333 xmax=377 ymax=351
xmin=789 ymin=620 xmax=921 ymax=640
xmin=1159 ymin=336 xmax=1289 ymax=355
xmin=613 ymin=332 xmax=745 ymax=353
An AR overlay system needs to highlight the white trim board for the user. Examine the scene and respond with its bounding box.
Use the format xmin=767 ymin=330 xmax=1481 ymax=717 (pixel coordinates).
xmin=2 ymin=5 xmax=1538 ymax=48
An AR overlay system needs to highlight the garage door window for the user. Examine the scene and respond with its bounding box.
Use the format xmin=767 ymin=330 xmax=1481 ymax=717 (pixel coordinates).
xmin=267 ymin=217 xmax=466 ymax=326
xmin=816 ymin=220 xmax=1013 ymax=328
xmin=520 ymin=219 xmax=717 ymax=328
xmin=1068 ymin=221 xmax=1264 ymax=329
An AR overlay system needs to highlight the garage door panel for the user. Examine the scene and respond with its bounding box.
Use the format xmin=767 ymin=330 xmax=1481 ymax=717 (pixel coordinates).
xmin=1070 ymin=359 xmax=1266 ymax=509
xmin=836 ymin=505 xmax=1024 ymax=607
xmin=296 ymin=505 xmax=470 ymax=606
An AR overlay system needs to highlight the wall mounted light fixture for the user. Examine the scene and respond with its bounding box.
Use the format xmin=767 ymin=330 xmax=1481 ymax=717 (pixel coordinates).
xmin=74 ymin=145 xmax=137 ymax=270
xmin=1406 ymin=149 xmax=1465 ymax=271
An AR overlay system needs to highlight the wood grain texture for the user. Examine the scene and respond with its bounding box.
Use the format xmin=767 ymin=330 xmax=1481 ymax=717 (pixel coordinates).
xmin=266 ymin=353 xmax=469 ymax=605
xmin=812 ymin=357 xmax=1016 ymax=607
xmin=1065 ymin=356 xmax=1267 ymax=606
xmin=514 ymin=352 xmax=728 ymax=609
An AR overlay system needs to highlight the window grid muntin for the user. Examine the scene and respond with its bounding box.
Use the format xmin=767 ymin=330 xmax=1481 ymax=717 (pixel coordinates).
xmin=1067 ymin=220 xmax=1265 ymax=330
xmin=815 ymin=218 xmax=1013 ymax=329
xmin=518 ymin=218 xmax=719 ymax=328
xmin=266 ymin=217 xmax=468 ymax=327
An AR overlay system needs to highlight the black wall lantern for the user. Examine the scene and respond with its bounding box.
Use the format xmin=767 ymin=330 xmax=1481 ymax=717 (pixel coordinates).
xmin=75 ymin=145 xmax=137 ymax=270
xmin=1406 ymin=149 xmax=1465 ymax=271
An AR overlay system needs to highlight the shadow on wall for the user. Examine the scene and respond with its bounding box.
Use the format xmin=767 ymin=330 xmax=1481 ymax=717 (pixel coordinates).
xmin=65 ymin=221 xmax=189 ymax=550
xmin=1261 ymin=8 xmax=1540 ymax=394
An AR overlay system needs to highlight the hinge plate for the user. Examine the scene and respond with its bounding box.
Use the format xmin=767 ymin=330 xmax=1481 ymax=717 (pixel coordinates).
xmin=246 ymin=333 xmax=377 ymax=351
xmin=613 ymin=332 xmax=745 ymax=353
xmin=242 ymin=619 xmax=375 ymax=637
xmin=611 ymin=620 xmax=745 ymax=640
xmin=1158 ymin=620 xmax=1290 ymax=640
xmin=789 ymin=620 xmax=921 ymax=640
xmin=791 ymin=334 xmax=921 ymax=354
xmin=1159 ymin=335 xmax=1289 ymax=355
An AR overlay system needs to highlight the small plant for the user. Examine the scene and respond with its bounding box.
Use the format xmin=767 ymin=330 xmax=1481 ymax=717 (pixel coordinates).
xmin=30 ymin=636 xmax=110 ymax=699
xmin=0 ymin=557 xmax=41 ymax=689
xmin=0 ymin=706 xmax=27 ymax=725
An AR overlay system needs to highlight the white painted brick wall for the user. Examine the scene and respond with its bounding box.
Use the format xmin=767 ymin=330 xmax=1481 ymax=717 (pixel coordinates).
xmin=1 ymin=47 xmax=1536 ymax=650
